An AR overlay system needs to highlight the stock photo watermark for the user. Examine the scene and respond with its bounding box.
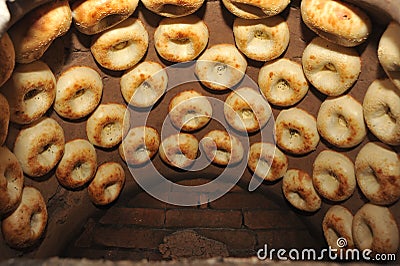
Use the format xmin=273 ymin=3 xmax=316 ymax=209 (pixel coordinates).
xmin=257 ymin=237 xmax=397 ymax=262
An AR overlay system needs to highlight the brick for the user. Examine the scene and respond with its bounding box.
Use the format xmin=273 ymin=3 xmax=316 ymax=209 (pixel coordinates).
xmin=128 ymin=192 xmax=166 ymax=208
xmin=165 ymin=209 xmax=242 ymax=228
xmin=177 ymin=178 xmax=210 ymax=186
xmin=195 ymin=229 xmax=256 ymax=251
xmin=74 ymin=219 xmax=96 ymax=248
xmin=256 ymin=229 xmax=319 ymax=249
xmin=127 ymin=181 xmax=244 ymax=209
xmin=93 ymin=227 xmax=173 ymax=249
xmin=243 ymin=210 xmax=307 ymax=230
xmin=165 ymin=192 xmax=207 ymax=209
xmin=209 ymin=193 xmax=281 ymax=210
xmin=165 ymin=203 xmax=199 ymax=209
xmin=64 ymin=247 xmax=163 ymax=261
xmin=176 ymin=179 xmax=244 ymax=192
xmin=99 ymin=208 xmax=165 ymax=227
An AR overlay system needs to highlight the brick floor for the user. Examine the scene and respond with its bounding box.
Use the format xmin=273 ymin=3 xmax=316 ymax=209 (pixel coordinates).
xmin=64 ymin=181 xmax=319 ymax=261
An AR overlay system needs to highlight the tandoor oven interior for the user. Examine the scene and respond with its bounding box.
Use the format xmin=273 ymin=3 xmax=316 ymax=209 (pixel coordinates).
xmin=0 ymin=0 xmax=399 ymax=263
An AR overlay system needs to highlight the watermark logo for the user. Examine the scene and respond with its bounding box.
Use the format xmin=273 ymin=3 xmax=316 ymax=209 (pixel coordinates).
xmin=336 ymin=237 xmax=347 ymax=249
xmin=122 ymin=60 xmax=276 ymax=206
xmin=256 ymin=238 xmax=397 ymax=262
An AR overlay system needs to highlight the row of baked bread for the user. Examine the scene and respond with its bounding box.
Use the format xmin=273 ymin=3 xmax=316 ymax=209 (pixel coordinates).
xmin=0 ymin=0 xmax=397 ymax=200
xmin=2 ymin=0 xmax=286 ymax=68
xmin=75 ymin=0 xmax=400 ymax=150
xmin=0 ymin=0 xmax=398 ymax=254
xmin=3 ymin=45 xmax=386 ymax=153
xmin=0 ymin=13 xmax=130 ymax=247
xmin=1 ymin=0 xmax=397 ymax=97
xmin=1 ymin=51 xmax=398 ymax=155
xmin=224 ymin=1 xmax=400 ymax=252
xmin=120 ymin=126 xmax=398 ymax=203
xmin=323 ymin=203 xmax=398 ymax=254
xmin=276 ymin=141 xmax=399 ymax=253
xmin=0 ymin=117 xmax=127 ymax=249
xmin=1 ymin=0 xmax=396 ymax=71
xmin=0 ymin=1 xmax=375 ymax=65
xmin=3 ymin=120 xmax=398 ymax=252
xmin=281 ymin=143 xmax=400 ymax=212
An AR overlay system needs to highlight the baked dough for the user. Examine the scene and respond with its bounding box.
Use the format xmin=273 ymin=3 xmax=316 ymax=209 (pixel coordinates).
xmin=55 ymin=66 xmax=103 ymax=120
xmin=119 ymin=126 xmax=160 ymax=166
xmin=258 ymin=58 xmax=309 ymax=106
xmin=88 ymin=162 xmax=125 ymax=205
xmin=91 ymin=18 xmax=149 ymax=71
xmin=9 ymin=0 xmax=72 ymax=63
xmin=222 ymin=0 xmax=290 ymax=19
xmin=1 ymin=186 xmax=48 ymax=249
xmin=154 ymin=15 xmax=209 ymax=62
xmin=224 ymin=87 xmax=272 ymax=133
xmin=233 ymin=16 xmax=289 ymax=61
xmin=317 ymin=95 xmax=366 ymax=148
xmin=86 ymin=103 xmax=130 ymax=148
xmin=378 ymin=21 xmax=400 ymax=91
xmin=120 ymin=61 xmax=168 ymax=108
xmin=169 ymin=90 xmax=212 ymax=132
xmin=363 ymin=79 xmax=400 ymax=146
xmin=56 ymin=139 xmax=97 ymax=189
xmin=72 ymin=0 xmax=139 ymax=35
xmin=301 ymin=0 xmax=371 ymax=47
xmin=0 ymin=93 xmax=10 ymax=146
xmin=14 ymin=118 xmax=65 ymax=177
xmin=322 ymin=205 xmax=354 ymax=250
xmin=352 ymin=203 xmax=399 ymax=253
xmin=302 ymin=37 xmax=361 ymax=96
xmin=2 ymin=61 xmax=56 ymax=125
xmin=200 ymin=130 xmax=244 ymax=166
xmin=275 ymin=107 xmax=319 ymax=155
xmin=0 ymin=33 xmax=15 ymax=87
xmin=196 ymin=44 xmax=247 ymax=91
xmin=0 ymin=146 xmax=23 ymax=216
xmin=248 ymin=142 xmax=288 ymax=182
xmin=355 ymin=142 xmax=400 ymax=205
xmin=141 ymin=0 xmax=205 ymax=18
xmin=313 ymin=150 xmax=356 ymax=202
xmin=159 ymin=133 xmax=199 ymax=169
xmin=282 ymin=169 xmax=321 ymax=212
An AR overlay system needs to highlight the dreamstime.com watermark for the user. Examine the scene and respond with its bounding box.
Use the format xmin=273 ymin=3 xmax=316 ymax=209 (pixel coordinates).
xmin=257 ymin=237 xmax=397 ymax=261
